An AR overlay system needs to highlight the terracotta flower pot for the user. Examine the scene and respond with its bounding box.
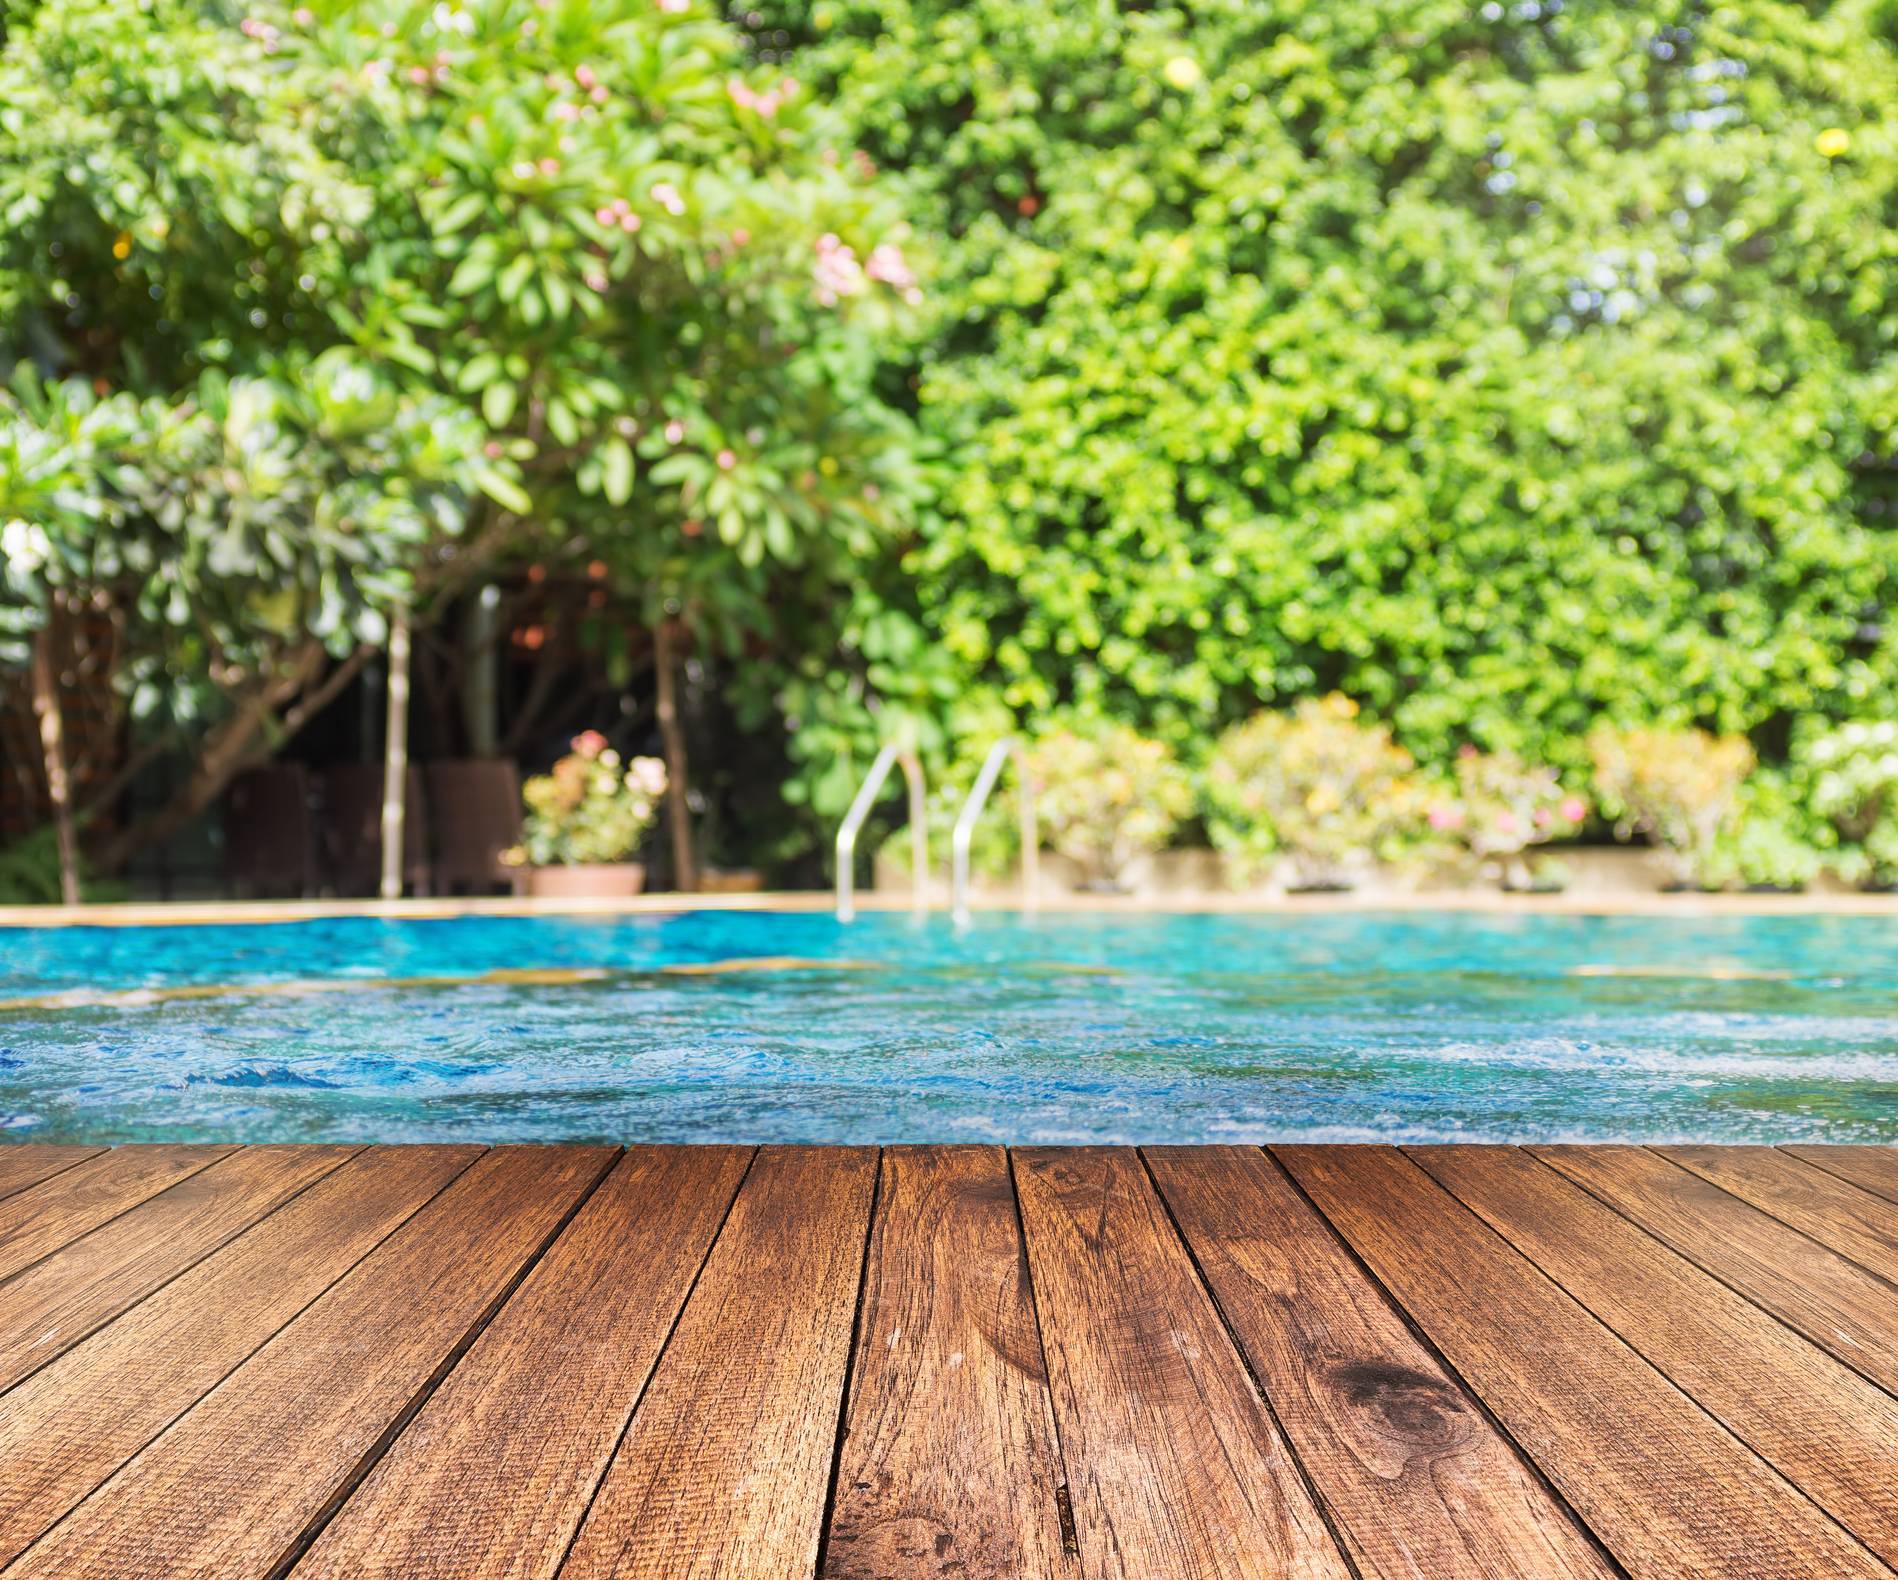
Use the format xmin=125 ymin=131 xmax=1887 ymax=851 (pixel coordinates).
xmin=523 ymin=862 xmax=647 ymax=898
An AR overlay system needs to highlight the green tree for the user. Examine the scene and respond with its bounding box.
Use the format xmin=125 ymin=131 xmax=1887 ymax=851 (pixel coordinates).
xmin=0 ymin=0 xmax=923 ymax=877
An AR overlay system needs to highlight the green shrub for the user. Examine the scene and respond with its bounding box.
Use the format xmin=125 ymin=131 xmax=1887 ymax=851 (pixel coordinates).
xmin=1702 ymin=771 xmax=1826 ymax=892
xmin=1203 ymin=695 xmax=1417 ymax=888
xmin=1588 ymin=726 xmax=1754 ymax=888
xmin=1026 ymin=724 xmax=1192 ymax=887
xmin=1801 ymin=721 xmax=1898 ymax=886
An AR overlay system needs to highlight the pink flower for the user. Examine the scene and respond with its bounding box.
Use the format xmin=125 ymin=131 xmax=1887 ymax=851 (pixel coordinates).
xmin=731 ymin=227 xmax=750 ymax=246
xmin=1533 ymin=808 xmax=1551 ymax=828
xmin=407 ymin=65 xmax=431 ymax=85
xmin=865 ymin=242 xmax=914 ymax=290
xmin=590 ymin=85 xmax=609 ymax=103
xmin=572 ymin=730 xmax=609 ymax=760
xmin=585 ymin=271 xmax=609 ymax=292
xmin=553 ymin=100 xmax=581 ymax=122
xmin=538 ymin=157 xmax=561 ymax=176
xmin=1427 ymin=804 xmax=1462 ymax=831
xmin=594 ymin=206 xmax=616 ymax=226
xmin=664 ymin=420 xmax=685 ymax=443
xmin=483 ymin=440 xmax=503 ymax=459
xmin=575 ymin=63 xmax=597 ymax=88
xmin=292 ymin=6 xmax=313 ymax=22
xmin=657 ymin=0 xmax=687 ymax=10
xmin=716 ymin=448 xmax=737 ymax=470
xmin=813 ymin=233 xmax=865 ymax=302
xmin=620 ymin=212 xmax=641 ymax=232
xmin=1559 ymin=795 xmax=1587 ymax=823
xmin=1458 ymin=743 xmax=1479 ymax=759
xmin=1495 ymin=811 xmax=1519 ymax=834
xmin=651 ymin=182 xmax=685 ymax=215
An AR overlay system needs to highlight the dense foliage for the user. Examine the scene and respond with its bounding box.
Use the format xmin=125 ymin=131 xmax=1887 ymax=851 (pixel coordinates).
xmin=782 ymin=0 xmax=1898 ymax=781
xmin=0 ymin=0 xmax=920 ymax=871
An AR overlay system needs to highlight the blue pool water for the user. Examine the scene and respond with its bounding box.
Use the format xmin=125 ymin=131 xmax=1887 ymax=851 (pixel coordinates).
xmin=0 ymin=909 xmax=1895 ymax=1145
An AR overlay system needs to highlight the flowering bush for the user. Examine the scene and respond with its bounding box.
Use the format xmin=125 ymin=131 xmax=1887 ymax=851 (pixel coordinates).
xmin=1027 ymin=725 xmax=1192 ymax=887
xmin=1801 ymin=722 xmax=1898 ymax=885
xmin=1203 ymin=696 xmax=1419 ymax=889
xmin=506 ymin=732 xmax=667 ymax=867
xmin=1433 ymin=748 xmax=1587 ymax=889
xmin=1588 ymin=727 xmax=1754 ymax=888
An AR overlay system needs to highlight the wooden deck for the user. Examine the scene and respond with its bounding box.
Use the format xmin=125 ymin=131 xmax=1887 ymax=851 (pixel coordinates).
xmin=0 ymin=1144 xmax=1892 ymax=1577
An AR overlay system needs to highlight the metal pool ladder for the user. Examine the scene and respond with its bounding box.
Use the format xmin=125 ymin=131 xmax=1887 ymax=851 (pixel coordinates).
xmin=835 ymin=742 xmax=928 ymax=922
xmin=952 ymin=737 xmax=1038 ymax=924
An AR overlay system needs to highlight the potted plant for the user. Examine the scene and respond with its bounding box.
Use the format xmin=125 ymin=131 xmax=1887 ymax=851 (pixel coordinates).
xmin=1587 ymin=725 xmax=1753 ymax=890
xmin=1433 ymin=747 xmax=1588 ymax=892
xmin=503 ymin=731 xmax=668 ymax=898
xmin=1027 ymin=724 xmax=1192 ymax=891
xmin=1204 ymin=695 xmax=1418 ymax=890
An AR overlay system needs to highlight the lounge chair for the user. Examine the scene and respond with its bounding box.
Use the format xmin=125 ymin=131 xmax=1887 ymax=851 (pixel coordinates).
xmin=317 ymin=764 xmax=431 ymax=897
xmin=424 ymin=758 xmax=525 ymax=894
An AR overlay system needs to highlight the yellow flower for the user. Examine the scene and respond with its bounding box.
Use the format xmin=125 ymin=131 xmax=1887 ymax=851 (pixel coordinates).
xmin=1816 ymin=127 xmax=1851 ymax=159
xmin=1162 ymin=55 xmax=1201 ymax=90
xmin=112 ymin=232 xmax=133 ymax=260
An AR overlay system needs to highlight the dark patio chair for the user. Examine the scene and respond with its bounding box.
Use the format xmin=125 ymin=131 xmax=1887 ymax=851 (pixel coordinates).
xmin=222 ymin=763 xmax=318 ymax=899
xmin=317 ymin=764 xmax=431 ymax=897
xmin=424 ymin=758 xmax=525 ymax=894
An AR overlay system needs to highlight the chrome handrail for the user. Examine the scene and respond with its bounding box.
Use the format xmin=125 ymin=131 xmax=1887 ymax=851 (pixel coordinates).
xmin=952 ymin=736 xmax=1038 ymax=923
xmin=835 ymin=742 xmax=929 ymax=922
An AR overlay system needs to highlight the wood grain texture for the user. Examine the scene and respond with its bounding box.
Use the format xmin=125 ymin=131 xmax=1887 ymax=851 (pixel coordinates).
xmin=0 ymin=1146 xmax=103 ymax=1203
xmin=559 ymin=1145 xmax=877 ymax=1580
xmin=1535 ymin=1144 xmax=1898 ymax=1395
xmin=1661 ymin=1144 xmax=1898 ymax=1282
xmin=6 ymin=1144 xmax=611 ymax=1580
xmin=0 ymin=1145 xmax=233 ymax=1282
xmin=295 ymin=1145 xmax=752 ymax=1580
xmin=1147 ymin=1145 xmax=1610 ymax=1580
xmin=1414 ymin=1144 xmax=1898 ymax=1565
xmin=1015 ymin=1147 xmax=1352 ymax=1580
xmin=1781 ymin=1145 xmax=1898 ymax=1205
xmin=0 ymin=1144 xmax=480 ymax=1567
xmin=825 ymin=1145 xmax=1076 ymax=1580
xmin=0 ymin=1144 xmax=358 ymax=1393
xmin=1277 ymin=1144 xmax=1886 ymax=1580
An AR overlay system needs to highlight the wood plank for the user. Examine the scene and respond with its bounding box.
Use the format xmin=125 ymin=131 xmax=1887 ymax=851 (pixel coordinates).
xmin=295 ymin=1145 xmax=752 ymax=1580
xmin=0 ymin=1144 xmax=233 ymax=1282
xmin=1662 ymin=1145 xmax=1898 ymax=1282
xmin=1276 ymin=1144 xmax=1886 ymax=1580
xmin=825 ymin=1145 xmax=1075 ymax=1580
xmin=0 ymin=1144 xmax=359 ymax=1393
xmin=1147 ymin=1145 xmax=1611 ymax=1580
xmin=0 ymin=1145 xmax=104 ymax=1203
xmin=1015 ymin=1147 xmax=1352 ymax=1580
xmin=1414 ymin=1144 xmax=1898 ymax=1566
xmin=559 ymin=1145 xmax=876 ymax=1580
xmin=6 ymin=1144 xmax=612 ymax=1579
xmin=0 ymin=1145 xmax=480 ymax=1567
xmin=1781 ymin=1144 xmax=1898 ymax=1205
xmin=1535 ymin=1144 xmax=1898 ymax=1395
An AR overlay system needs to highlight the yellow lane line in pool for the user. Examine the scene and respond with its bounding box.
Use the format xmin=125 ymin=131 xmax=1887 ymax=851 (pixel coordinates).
xmin=0 ymin=954 xmax=1127 ymax=1013
xmin=0 ymin=958 xmax=888 ymax=1012
xmin=1569 ymin=964 xmax=1796 ymax=981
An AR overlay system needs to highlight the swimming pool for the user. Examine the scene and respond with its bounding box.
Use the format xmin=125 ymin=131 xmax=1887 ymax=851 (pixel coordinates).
xmin=1 ymin=909 xmax=1894 ymax=1145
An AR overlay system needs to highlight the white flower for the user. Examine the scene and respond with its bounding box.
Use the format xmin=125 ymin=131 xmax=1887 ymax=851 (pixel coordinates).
xmin=2 ymin=519 xmax=50 ymax=573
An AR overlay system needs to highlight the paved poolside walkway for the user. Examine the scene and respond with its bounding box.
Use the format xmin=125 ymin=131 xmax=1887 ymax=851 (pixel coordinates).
xmin=0 ymin=1143 xmax=1893 ymax=1577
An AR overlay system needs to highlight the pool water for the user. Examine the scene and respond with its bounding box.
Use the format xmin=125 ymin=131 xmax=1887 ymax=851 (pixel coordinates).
xmin=1 ymin=910 xmax=1895 ymax=1145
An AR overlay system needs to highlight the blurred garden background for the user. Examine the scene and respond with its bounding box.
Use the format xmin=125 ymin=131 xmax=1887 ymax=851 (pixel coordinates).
xmin=1 ymin=0 xmax=1895 ymax=901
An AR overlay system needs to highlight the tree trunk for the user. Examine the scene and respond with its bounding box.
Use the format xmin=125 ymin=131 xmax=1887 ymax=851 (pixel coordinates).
xmin=89 ymin=640 xmax=365 ymax=875
xmin=653 ymin=618 xmax=696 ymax=892
xmin=379 ymin=612 xmax=412 ymax=900
xmin=29 ymin=606 xmax=81 ymax=905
